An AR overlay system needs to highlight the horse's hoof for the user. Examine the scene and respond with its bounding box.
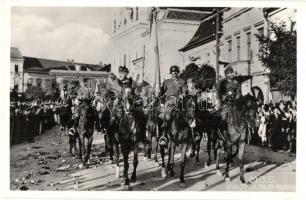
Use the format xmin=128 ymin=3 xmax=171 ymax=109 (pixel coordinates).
xmin=115 ymin=166 xmax=120 ymax=178
xmin=216 ymin=170 xmax=222 ymax=176
xmin=196 ymin=161 xmax=201 ymax=166
xmin=78 ymin=164 xmax=83 ymax=169
xmin=154 ymin=162 xmax=160 ymax=167
xmin=130 ymin=175 xmax=136 ymax=183
xmin=161 ymin=167 xmax=167 ymax=178
xmin=123 ymin=185 xmax=132 ymax=191
xmin=205 ymin=162 xmax=210 ymax=168
xmin=225 ymin=177 xmax=231 ymax=182
xmin=169 ymin=170 xmax=175 ymax=177
xmin=179 ymin=182 xmax=187 ymax=188
xmin=240 ymin=177 xmax=246 ymax=184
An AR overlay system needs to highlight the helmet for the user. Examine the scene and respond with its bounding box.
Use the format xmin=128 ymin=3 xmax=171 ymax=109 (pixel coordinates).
xmin=170 ymin=65 xmax=180 ymax=74
xmin=119 ymin=66 xmax=129 ymax=74
xmin=224 ymin=66 xmax=234 ymax=75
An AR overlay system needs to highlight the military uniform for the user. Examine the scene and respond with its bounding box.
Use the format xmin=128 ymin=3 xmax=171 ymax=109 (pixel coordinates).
xmin=218 ymin=67 xmax=242 ymax=121
xmin=160 ymin=65 xmax=186 ymax=120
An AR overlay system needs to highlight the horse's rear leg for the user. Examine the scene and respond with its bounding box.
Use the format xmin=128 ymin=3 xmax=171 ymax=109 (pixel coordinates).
xmin=238 ymin=142 xmax=246 ymax=183
xmin=113 ymin=141 xmax=120 ymax=178
xmin=77 ymin=134 xmax=83 ymax=160
xmin=179 ymin=143 xmax=188 ymax=188
xmin=130 ymin=143 xmax=139 ymax=183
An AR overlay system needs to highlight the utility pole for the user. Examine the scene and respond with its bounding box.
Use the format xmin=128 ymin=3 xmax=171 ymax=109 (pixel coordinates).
xmin=215 ymin=8 xmax=220 ymax=86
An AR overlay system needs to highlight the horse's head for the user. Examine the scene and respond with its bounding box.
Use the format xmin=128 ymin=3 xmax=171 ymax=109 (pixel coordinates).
xmin=184 ymin=95 xmax=197 ymax=121
xmin=242 ymin=94 xmax=258 ymax=128
xmin=79 ymin=103 xmax=96 ymax=134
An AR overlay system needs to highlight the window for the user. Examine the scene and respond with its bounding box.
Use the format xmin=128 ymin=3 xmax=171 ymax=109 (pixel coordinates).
xmin=36 ymin=78 xmax=42 ymax=88
xmin=114 ymin=20 xmax=116 ymax=33
xmin=236 ymin=36 xmax=241 ymax=61
xmin=258 ymin=27 xmax=264 ymax=56
xmin=227 ymin=40 xmax=232 ymax=62
xmin=247 ymin=32 xmax=252 ymax=60
xmin=27 ymin=78 xmax=33 ymax=86
xmin=14 ymin=65 xmax=19 ymax=73
xmin=136 ymin=7 xmax=139 ymax=21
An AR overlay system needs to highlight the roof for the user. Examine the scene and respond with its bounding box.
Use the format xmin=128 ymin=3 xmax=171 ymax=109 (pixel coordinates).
xmin=162 ymin=7 xmax=214 ymax=21
xmin=10 ymin=47 xmax=23 ymax=59
xmin=179 ymin=12 xmax=222 ymax=52
xmin=23 ymin=56 xmax=109 ymax=73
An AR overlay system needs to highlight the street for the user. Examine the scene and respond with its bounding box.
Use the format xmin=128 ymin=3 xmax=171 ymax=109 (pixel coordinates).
xmin=10 ymin=125 xmax=296 ymax=191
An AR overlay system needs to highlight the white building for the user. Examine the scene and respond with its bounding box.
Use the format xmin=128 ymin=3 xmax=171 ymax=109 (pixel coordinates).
xmin=10 ymin=47 xmax=24 ymax=92
xmin=110 ymin=7 xmax=214 ymax=85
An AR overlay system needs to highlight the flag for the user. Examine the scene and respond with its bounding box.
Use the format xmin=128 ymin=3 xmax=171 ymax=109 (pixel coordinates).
xmin=149 ymin=7 xmax=161 ymax=95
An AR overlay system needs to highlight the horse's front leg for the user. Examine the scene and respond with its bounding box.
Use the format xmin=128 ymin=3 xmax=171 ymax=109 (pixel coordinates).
xmin=238 ymin=141 xmax=246 ymax=183
xmin=77 ymin=133 xmax=83 ymax=160
xmin=167 ymin=140 xmax=175 ymax=177
xmin=206 ymin=130 xmax=212 ymax=166
xmin=215 ymin=140 xmax=222 ymax=176
xmin=196 ymin=140 xmax=201 ymax=165
xmin=160 ymin=144 xmax=166 ymax=178
xmin=84 ymin=136 xmax=93 ymax=167
xmin=121 ymin=144 xmax=131 ymax=190
xmin=152 ymin=135 xmax=159 ymax=164
xmin=224 ymin=142 xmax=232 ymax=182
xmin=179 ymin=142 xmax=188 ymax=188
xmin=130 ymin=142 xmax=139 ymax=183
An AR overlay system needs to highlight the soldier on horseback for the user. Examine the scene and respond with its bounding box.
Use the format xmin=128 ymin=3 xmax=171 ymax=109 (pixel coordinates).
xmin=160 ymin=65 xmax=186 ymax=122
xmin=217 ymin=66 xmax=242 ymax=121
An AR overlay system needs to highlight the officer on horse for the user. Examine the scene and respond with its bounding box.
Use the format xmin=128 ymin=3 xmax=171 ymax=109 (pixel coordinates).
xmin=160 ymin=65 xmax=186 ymax=120
xmin=217 ymin=66 xmax=242 ymax=120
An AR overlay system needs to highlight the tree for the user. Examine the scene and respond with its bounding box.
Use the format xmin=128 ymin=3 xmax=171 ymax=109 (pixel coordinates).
xmin=257 ymin=21 xmax=296 ymax=97
xmin=179 ymin=63 xmax=216 ymax=91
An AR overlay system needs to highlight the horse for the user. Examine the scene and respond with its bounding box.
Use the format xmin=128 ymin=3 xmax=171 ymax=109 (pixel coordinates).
xmin=159 ymin=95 xmax=192 ymax=188
xmin=76 ymin=99 xmax=99 ymax=167
xmin=144 ymin=96 xmax=162 ymax=164
xmin=213 ymin=94 xmax=257 ymax=183
xmin=109 ymin=90 xmax=146 ymax=190
xmin=93 ymin=95 xmax=118 ymax=163
xmin=56 ymin=103 xmax=72 ymax=139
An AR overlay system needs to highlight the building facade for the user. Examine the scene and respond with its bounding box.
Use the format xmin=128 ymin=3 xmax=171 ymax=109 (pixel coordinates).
xmin=10 ymin=47 xmax=25 ymax=92
xmin=10 ymin=47 xmax=109 ymax=96
xmin=110 ymin=7 xmax=213 ymax=85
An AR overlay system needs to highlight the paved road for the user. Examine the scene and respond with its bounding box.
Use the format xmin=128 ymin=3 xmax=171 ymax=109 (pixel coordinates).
xmin=10 ymin=125 xmax=296 ymax=191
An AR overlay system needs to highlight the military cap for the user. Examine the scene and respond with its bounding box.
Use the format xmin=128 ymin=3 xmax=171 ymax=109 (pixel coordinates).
xmin=170 ymin=65 xmax=180 ymax=74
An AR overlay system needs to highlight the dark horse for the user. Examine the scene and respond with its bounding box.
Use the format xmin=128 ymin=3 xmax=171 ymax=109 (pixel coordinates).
xmin=144 ymin=96 xmax=162 ymax=164
xmin=76 ymin=99 xmax=98 ymax=167
xmin=214 ymin=94 xmax=257 ymax=183
xmin=109 ymin=92 xmax=146 ymax=190
xmin=159 ymin=96 xmax=193 ymax=188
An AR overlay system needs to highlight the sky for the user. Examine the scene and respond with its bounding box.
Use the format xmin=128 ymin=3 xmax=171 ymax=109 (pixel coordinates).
xmin=11 ymin=7 xmax=116 ymax=64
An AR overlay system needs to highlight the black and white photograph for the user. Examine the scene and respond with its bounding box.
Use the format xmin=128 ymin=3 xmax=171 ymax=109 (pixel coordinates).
xmin=1 ymin=0 xmax=305 ymax=198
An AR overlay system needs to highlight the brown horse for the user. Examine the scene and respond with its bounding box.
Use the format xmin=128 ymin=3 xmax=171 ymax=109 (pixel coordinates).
xmin=76 ymin=100 xmax=98 ymax=167
xmin=109 ymin=94 xmax=146 ymax=190
xmin=214 ymin=94 xmax=257 ymax=183
xmin=159 ymin=96 xmax=193 ymax=188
